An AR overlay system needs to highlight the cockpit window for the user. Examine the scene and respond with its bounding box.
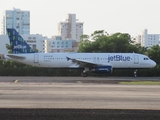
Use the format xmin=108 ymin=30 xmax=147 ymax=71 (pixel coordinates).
xmin=144 ymin=58 xmax=149 ymax=60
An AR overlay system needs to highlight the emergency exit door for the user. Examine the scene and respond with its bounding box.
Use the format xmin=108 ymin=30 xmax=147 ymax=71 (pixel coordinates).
xmin=134 ymin=55 xmax=139 ymax=64
xmin=34 ymin=54 xmax=39 ymax=63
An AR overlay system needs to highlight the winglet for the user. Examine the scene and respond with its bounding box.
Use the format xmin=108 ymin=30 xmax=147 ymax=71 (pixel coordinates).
xmin=6 ymin=28 xmax=35 ymax=54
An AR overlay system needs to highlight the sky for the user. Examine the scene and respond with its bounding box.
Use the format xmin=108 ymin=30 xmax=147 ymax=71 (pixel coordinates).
xmin=0 ymin=0 xmax=160 ymax=37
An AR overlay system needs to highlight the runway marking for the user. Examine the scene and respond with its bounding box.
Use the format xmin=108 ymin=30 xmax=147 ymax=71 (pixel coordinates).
xmin=13 ymin=79 xmax=19 ymax=84
xmin=77 ymin=81 xmax=82 ymax=84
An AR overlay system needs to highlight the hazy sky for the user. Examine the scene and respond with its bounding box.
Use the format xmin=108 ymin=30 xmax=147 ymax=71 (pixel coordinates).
xmin=0 ymin=0 xmax=160 ymax=37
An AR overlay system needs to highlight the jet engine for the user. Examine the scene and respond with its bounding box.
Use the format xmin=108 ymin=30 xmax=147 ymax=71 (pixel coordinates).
xmin=91 ymin=66 xmax=113 ymax=73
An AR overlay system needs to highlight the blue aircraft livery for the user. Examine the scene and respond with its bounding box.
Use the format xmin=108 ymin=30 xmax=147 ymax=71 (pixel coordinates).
xmin=108 ymin=55 xmax=131 ymax=62
xmin=7 ymin=28 xmax=35 ymax=54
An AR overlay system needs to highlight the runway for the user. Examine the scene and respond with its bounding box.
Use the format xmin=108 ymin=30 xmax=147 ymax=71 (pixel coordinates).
xmin=0 ymin=77 xmax=159 ymax=109
xmin=0 ymin=76 xmax=160 ymax=119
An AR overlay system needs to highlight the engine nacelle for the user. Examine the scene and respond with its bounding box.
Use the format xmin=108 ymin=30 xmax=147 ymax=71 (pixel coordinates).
xmin=91 ymin=66 xmax=113 ymax=73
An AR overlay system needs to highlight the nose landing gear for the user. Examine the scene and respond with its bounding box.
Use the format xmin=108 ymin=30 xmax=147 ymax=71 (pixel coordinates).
xmin=134 ymin=69 xmax=137 ymax=77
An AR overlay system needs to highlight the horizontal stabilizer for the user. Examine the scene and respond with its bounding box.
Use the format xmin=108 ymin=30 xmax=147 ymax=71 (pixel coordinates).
xmin=6 ymin=55 xmax=25 ymax=60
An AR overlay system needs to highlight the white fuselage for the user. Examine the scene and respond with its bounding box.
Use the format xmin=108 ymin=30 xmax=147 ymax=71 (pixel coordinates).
xmin=5 ymin=53 xmax=156 ymax=69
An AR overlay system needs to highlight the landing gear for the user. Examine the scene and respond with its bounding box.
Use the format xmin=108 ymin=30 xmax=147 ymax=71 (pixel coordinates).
xmin=81 ymin=67 xmax=89 ymax=77
xmin=134 ymin=69 xmax=137 ymax=77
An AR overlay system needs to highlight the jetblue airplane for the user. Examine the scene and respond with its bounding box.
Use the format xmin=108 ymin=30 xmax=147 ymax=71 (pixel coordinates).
xmin=5 ymin=28 xmax=156 ymax=77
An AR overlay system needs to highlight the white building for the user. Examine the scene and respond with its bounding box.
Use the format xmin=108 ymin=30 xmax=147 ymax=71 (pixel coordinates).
xmin=135 ymin=29 xmax=160 ymax=48
xmin=135 ymin=35 xmax=141 ymax=44
xmin=1 ymin=8 xmax=30 ymax=35
xmin=44 ymin=36 xmax=78 ymax=53
xmin=21 ymin=34 xmax=47 ymax=53
xmin=58 ymin=14 xmax=83 ymax=42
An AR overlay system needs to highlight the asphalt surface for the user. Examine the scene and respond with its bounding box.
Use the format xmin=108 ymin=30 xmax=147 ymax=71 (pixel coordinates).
xmin=0 ymin=76 xmax=159 ymax=119
xmin=0 ymin=76 xmax=160 ymax=83
xmin=0 ymin=109 xmax=159 ymax=120
xmin=0 ymin=83 xmax=159 ymax=109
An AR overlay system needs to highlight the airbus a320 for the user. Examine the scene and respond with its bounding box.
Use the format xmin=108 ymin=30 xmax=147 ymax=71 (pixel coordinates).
xmin=5 ymin=28 xmax=156 ymax=77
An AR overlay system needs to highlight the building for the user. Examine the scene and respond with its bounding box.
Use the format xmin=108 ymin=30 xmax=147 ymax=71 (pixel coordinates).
xmin=135 ymin=29 xmax=160 ymax=48
xmin=1 ymin=8 xmax=30 ymax=35
xmin=135 ymin=35 xmax=141 ymax=45
xmin=0 ymin=35 xmax=10 ymax=54
xmin=58 ymin=14 xmax=83 ymax=42
xmin=21 ymin=34 xmax=47 ymax=53
xmin=44 ymin=36 xmax=78 ymax=53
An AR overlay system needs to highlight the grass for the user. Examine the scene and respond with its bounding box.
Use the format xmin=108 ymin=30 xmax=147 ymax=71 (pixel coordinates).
xmin=119 ymin=81 xmax=160 ymax=85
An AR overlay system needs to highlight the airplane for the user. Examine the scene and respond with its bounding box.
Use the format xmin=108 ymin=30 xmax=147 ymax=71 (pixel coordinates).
xmin=4 ymin=28 xmax=156 ymax=77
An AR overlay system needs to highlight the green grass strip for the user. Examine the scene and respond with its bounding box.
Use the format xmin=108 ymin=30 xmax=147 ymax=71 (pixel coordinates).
xmin=119 ymin=81 xmax=160 ymax=85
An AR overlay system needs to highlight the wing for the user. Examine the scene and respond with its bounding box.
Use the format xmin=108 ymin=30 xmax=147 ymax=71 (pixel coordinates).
xmin=6 ymin=55 xmax=26 ymax=60
xmin=66 ymin=56 xmax=111 ymax=68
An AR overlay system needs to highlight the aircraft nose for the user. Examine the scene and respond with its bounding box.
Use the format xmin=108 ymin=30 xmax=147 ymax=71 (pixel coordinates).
xmin=151 ymin=60 xmax=156 ymax=67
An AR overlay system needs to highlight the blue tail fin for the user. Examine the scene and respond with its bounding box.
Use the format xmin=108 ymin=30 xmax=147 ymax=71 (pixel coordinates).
xmin=7 ymin=28 xmax=35 ymax=54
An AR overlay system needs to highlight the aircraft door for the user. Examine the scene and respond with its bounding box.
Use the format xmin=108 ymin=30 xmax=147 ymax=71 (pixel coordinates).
xmin=97 ymin=57 xmax=100 ymax=62
xmin=134 ymin=55 xmax=139 ymax=64
xmin=34 ymin=54 xmax=39 ymax=63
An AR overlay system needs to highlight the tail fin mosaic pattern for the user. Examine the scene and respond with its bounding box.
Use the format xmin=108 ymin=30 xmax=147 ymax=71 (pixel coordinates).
xmin=7 ymin=28 xmax=35 ymax=54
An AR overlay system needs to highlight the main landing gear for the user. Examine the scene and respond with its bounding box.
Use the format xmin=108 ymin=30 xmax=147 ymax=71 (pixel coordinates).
xmin=81 ymin=67 xmax=89 ymax=77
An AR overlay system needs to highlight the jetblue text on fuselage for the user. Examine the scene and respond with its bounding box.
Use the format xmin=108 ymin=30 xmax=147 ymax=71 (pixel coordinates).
xmin=14 ymin=45 xmax=27 ymax=49
xmin=108 ymin=55 xmax=131 ymax=62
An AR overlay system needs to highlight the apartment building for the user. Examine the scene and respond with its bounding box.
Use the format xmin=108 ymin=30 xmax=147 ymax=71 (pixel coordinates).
xmin=1 ymin=8 xmax=30 ymax=35
xmin=58 ymin=14 xmax=83 ymax=42
xmin=135 ymin=29 xmax=160 ymax=48
xmin=44 ymin=36 xmax=78 ymax=53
